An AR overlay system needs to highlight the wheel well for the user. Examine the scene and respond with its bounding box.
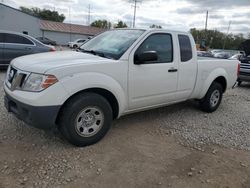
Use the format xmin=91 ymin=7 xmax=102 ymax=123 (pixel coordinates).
xmin=56 ymin=88 xmax=119 ymax=124
xmin=214 ymin=76 xmax=227 ymax=92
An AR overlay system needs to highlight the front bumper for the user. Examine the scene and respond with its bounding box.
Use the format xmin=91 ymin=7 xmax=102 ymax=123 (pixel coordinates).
xmin=4 ymin=93 xmax=61 ymax=130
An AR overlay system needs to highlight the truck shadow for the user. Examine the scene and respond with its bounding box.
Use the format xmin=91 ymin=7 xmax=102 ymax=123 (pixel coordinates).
xmin=114 ymin=100 xmax=201 ymax=127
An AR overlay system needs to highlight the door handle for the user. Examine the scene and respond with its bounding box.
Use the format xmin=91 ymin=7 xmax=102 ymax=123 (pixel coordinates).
xmin=25 ymin=47 xmax=32 ymax=50
xmin=168 ymin=68 xmax=178 ymax=72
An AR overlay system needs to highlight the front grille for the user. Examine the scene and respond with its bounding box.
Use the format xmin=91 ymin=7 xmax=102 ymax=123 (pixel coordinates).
xmin=7 ymin=67 xmax=17 ymax=84
xmin=240 ymin=63 xmax=250 ymax=70
xmin=6 ymin=66 xmax=28 ymax=91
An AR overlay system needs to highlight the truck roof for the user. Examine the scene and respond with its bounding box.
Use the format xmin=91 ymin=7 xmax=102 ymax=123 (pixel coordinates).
xmin=113 ymin=28 xmax=190 ymax=35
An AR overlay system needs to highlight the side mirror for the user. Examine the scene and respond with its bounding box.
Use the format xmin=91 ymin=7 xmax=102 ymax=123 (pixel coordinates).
xmin=134 ymin=51 xmax=158 ymax=64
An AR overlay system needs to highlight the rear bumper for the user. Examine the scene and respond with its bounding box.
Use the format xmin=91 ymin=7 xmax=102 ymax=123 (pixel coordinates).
xmin=4 ymin=93 xmax=61 ymax=130
xmin=238 ymin=75 xmax=250 ymax=82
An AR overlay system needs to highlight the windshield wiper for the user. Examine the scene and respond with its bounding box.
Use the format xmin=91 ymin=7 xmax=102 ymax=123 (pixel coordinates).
xmin=80 ymin=49 xmax=114 ymax=59
xmin=81 ymin=49 xmax=98 ymax=55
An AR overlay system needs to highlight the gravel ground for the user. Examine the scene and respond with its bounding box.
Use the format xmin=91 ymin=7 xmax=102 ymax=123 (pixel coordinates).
xmin=1 ymin=70 xmax=250 ymax=188
xmin=153 ymin=84 xmax=250 ymax=150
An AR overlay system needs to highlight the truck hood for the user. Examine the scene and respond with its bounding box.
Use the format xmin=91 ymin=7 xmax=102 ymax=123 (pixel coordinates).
xmin=11 ymin=51 xmax=114 ymax=73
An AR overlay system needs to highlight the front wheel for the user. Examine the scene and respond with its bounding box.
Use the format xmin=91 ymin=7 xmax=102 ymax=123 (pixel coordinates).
xmin=200 ymin=82 xmax=223 ymax=113
xmin=59 ymin=93 xmax=113 ymax=147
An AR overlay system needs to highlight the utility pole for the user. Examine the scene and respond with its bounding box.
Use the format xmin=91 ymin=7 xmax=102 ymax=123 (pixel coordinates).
xmin=205 ymin=10 xmax=208 ymax=31
xmin=201 ymin=10 xmax=208 ymax=50
xmin=87 ymin=4 xmax=91 ymax=25
xmin=69 ymin=7 xmax=72 ymax=42
xmin=132 ymin=0 xmax=140 ymax=28
xmin=223 ymin=21 xmax=232 ymax=50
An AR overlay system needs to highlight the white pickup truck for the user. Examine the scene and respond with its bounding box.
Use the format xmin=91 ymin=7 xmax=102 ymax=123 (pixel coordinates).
xmin=4 ymin=29 xmax=239 ymax=146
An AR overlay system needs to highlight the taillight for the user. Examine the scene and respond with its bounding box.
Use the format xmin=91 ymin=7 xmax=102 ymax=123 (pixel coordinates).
xmin=50 ymin=47 xmax=56 ymax=52
xmin=237 ymin=63 xmax=240 ymax=76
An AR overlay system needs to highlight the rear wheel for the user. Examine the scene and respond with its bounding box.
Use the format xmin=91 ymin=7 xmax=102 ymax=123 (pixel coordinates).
xmin=73 ymin=44 xmax=78 ymax=49
xmin=237 ymin=80 xmax=242 ymax=86
xmin=59 ymin=93 xmax=113 ymax=147
xmin=200 ymin=82 xmax=223 ymax=113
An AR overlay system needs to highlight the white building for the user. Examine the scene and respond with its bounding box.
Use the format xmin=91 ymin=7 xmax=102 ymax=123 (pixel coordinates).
xmin=0 ymin=3 xmax=105 ymax=45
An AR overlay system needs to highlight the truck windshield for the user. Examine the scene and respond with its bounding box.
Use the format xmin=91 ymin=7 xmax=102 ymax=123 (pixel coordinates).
xmin=80 ymin=29 xmax=145 ymax=60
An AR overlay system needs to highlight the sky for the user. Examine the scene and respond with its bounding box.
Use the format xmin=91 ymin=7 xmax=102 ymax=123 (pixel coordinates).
xmin=2 ymin=0 xmax=250 ymax=35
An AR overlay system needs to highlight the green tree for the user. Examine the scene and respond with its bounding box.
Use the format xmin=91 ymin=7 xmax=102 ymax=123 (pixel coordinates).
xmin=150 ymin=24 xmax=162 ymax=29
xmin=90 ymin=20 xmax=112 ymax=29
xmin=114 ymin=20 xmax=128 ymax=28
xmin=247 ymin=33 xmax=250 ymax=39
xmin=20 ymin=6 xmax=65 ymax=22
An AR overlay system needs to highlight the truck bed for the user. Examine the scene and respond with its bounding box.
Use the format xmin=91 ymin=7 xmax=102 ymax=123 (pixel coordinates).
xmin=191 ymin=57 xmax=239 ymax=99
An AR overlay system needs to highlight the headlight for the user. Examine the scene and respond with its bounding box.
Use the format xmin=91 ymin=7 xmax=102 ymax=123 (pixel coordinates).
xmin=22 ymin=73 xmax=58 ymax=92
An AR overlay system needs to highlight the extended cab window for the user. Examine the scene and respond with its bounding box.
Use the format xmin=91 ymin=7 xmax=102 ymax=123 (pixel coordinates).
xmin=4 ymin=34 xmax=33 ymax=45
xmin=0 ymin=33 xmax=3 ymax=43
xmin=135 ymin=33 xmax=173 ymax=64
xmin=178 ymin=35 xmax=192 ymax=62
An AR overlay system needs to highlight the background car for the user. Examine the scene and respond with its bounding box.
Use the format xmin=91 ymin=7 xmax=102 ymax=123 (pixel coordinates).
xmin=237 ymin=55 xmax=250 ymax=86
xmin=210 ymin=49 xmax=223 ymax=56
xmin=197 ymin=51 xmax=213 ymax=57
xmin=0 ymin=30 xmax=56 ymax=67
xmin=68 ymin=38 xmax=87 ymax=48
xmin=213 ymin=52 xmax=231 ymax=59
xmin=36 ymin=37 xmax=57 ymax=45
xmin=228 ymin=53 xmax=244 ymax=60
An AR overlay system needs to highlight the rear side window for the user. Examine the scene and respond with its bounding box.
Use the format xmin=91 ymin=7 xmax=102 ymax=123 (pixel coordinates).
xmin=178 ymin=35 xmax=192 ymax=62
xmin=0 ymin=33 xmax=3 ymax=43
xmin=4 ymin=33 xmax=33 ymax=45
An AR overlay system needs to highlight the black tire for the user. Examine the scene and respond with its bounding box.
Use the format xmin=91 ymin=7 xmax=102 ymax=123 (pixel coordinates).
xmin=238 ymin=80 xmax=242 ymax=86
xmin=73 ymin=44 xmax=78 ymax=49
xmin=200 ymin=82 xmax=223 ymax=113
xmin=59 ymin=92 xmax=113 ymax=147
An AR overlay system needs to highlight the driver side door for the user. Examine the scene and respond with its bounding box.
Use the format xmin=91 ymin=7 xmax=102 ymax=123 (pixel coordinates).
xmin=128 ymin=32 xmax=178 ymax=110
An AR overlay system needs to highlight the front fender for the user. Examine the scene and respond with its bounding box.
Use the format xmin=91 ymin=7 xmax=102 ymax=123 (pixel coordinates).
xmin=197 ymin=68 xmax=228 ymax=99
xmin=60 ymin=72 xmax=127 ymax=116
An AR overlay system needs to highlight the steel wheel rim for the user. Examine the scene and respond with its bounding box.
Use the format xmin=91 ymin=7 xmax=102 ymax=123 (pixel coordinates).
xmin=75 ymin=106 xmax=104 ymax=137
xmin=210 ymin=90 xmax=220 ymax=107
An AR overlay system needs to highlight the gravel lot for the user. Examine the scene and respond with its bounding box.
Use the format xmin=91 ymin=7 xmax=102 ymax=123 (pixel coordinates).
xmin=1 ymin=70 xmax=250 ymax=188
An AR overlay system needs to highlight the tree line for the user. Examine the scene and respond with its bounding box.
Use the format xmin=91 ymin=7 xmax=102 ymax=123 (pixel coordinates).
xmin=90 ymin=20 xmax=162 ymax=29
xmin=190 ymin=28 xmax=248 ymax=50
xmin=20 ymin=6 xmax=65 ymax=22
